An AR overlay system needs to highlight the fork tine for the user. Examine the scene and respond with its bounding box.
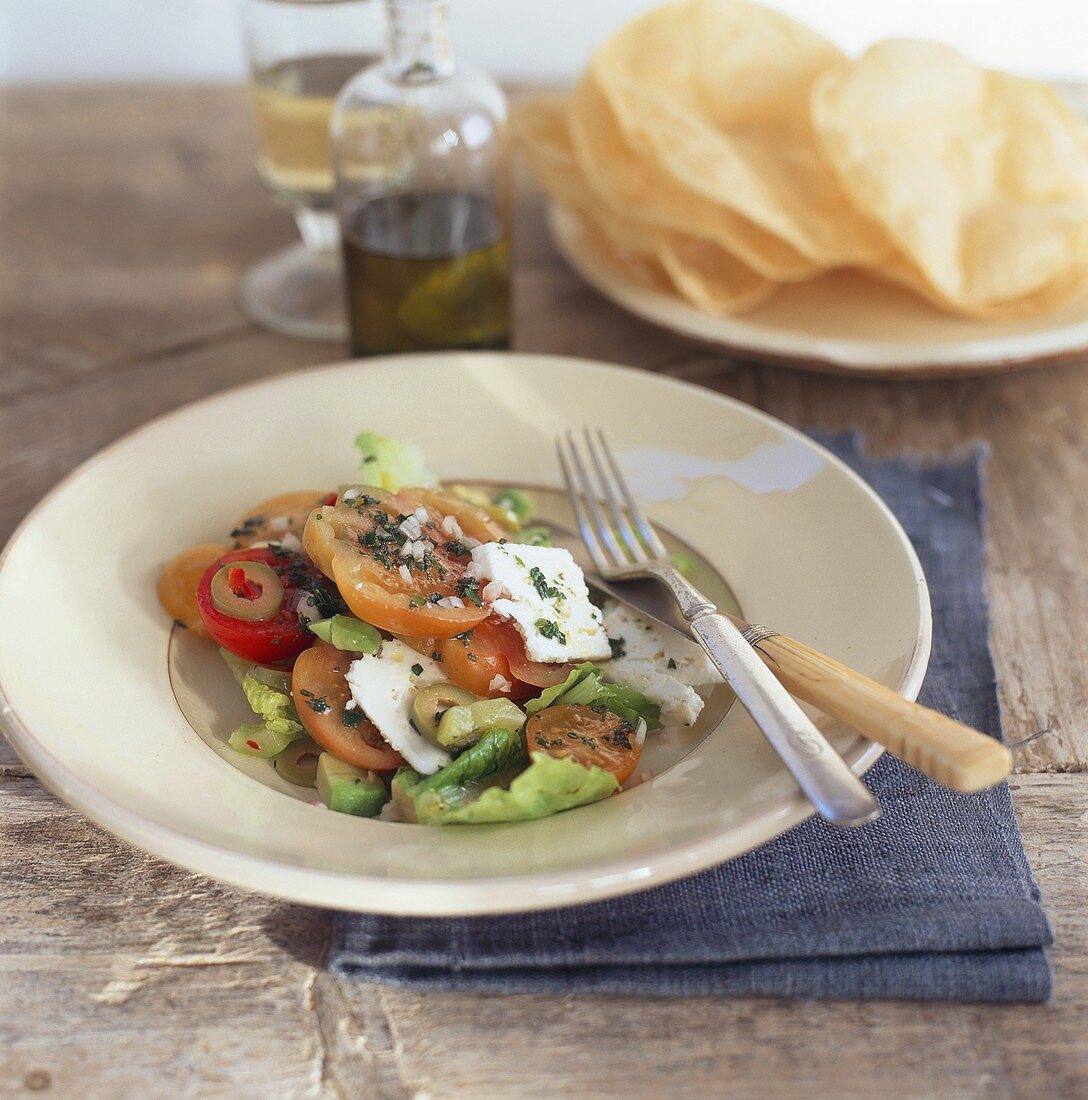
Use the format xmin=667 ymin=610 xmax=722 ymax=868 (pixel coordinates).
xmin=595 ymin=430 xmax=669 ymax=559
xmin=583 ymin=429 xmax=648 ymax=563
xmin=563 ymin=431 xmax=627 ymax=567
xmin=555 ymin=436 xmax=610 ymax=574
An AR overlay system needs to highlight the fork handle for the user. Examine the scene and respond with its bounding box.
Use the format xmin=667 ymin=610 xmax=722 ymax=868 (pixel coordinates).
xmin=727 ymin=621 xmax=1012 ymax=792
xmin=689 ymin=612 xmax=881 ymax=827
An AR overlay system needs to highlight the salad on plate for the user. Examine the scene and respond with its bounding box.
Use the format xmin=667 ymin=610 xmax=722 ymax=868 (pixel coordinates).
xmin=158 ymin=433 xmax=720 ymax=825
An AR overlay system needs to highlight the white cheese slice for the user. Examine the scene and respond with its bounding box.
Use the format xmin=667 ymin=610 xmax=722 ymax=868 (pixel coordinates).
xmin=600 ymin=599 xmax=721 ymax=727
xmin=345 ymin=639 xmax=451 ymax=774
xmin=470 ymin=543 xmax=612 ymax=663
xmin=601 ymin=600 xmax=718 ymax=685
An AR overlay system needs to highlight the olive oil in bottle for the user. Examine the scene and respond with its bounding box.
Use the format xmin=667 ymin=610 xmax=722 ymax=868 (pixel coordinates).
xmin=342 ymin=192 xmax=510 ymax=356
xmin=332 ymin=0 xmax=512 ymax=357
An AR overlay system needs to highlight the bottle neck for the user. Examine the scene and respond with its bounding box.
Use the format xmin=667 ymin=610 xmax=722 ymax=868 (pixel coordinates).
xmin=383 ymin=0 xmax=455 ymax=84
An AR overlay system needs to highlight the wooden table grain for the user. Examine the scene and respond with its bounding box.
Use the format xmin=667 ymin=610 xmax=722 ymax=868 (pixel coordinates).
xmin=1 ymin=86 xmax=1086 ymax=1099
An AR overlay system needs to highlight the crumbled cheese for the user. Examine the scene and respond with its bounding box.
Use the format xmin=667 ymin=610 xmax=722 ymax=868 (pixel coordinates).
xmin=600 ymin=599 xmax=720 ymax=727
xmin=398 ymin=563 xmax=412 ymax=584
xmin=488 ymin=674 xmax=514 ymax=694
xmin=442 ymin=515 xmax=463 ymax=539
xmin=268 ymin=516 xmax=290 ymax=532
xmin=470 ymin=542 xmax=611 ymax=663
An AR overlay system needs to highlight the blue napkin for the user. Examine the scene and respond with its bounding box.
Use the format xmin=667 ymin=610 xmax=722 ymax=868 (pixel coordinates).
xmin=331 ymin=434 xmax=1052 ymax=1002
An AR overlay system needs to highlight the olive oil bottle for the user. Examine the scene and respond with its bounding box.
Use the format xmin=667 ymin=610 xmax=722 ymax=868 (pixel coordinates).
xmin=332 ymin=0 xmax=512 ymax=357
xmin=342 ymin=191 xmax=510 ymax=356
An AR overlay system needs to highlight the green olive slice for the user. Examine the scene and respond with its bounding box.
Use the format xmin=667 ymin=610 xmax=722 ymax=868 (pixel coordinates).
xmin=410 ymin=682 xmax=479 ymax=746
xmin=274 ymin=736 xmax=323 ymax=787
xmin=210 ymin=561 xmax=284 ymax=622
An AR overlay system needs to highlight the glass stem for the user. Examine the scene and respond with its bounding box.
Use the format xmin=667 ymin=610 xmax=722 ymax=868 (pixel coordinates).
xmin=383 ymin=0 xmax=455 ymax=84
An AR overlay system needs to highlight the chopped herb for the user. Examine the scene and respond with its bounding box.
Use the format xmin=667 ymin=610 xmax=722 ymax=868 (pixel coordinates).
xmin=445 ymin=539 xmax=469 ymax=557
xmin=306 ymin=696 xmax=330 ymax=714
xmin=431 ymin=651 xmax=441 ymax=661
xmin=605 ymin=722 xmax=634 ymax=750
xmin=409 ymin=595 xmax=427 ymax=608
xmin=513 ymin=554 xmax=525 ymax=567
xmin=458 ymin=578 xmax=484 ymax=607
xmin=453 ymin=628 xmax=475 ymax=641
xmin=608 ymin=636 xmax=626 ymax=661
xmin=299 ymin=689 xmax=315 ymax=698
xmin=411 ymin=663 xmax=424 ymax=677
xmin=341 ymin=708 xmax=362 ymax=728
xmin=667 ymin=658 xmax=677 ymax=670
xmin=535 ymin=618 xmax=567 ymax=644
xmin=529 ymin=566 xmax=562 ymax=601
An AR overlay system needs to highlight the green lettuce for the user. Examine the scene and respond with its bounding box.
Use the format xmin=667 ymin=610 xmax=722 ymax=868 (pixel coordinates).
xmin=435 ymin=752 xmax=618 ymax=825
xmin=354 ymin=431 xmax=438 ymax=492
xmin=395 ymin=727 xmax=528 ymax=824
xmin=524 ymin=662 xmax=661 ymax=730
xmin=220 ymin=650 xmax=303 ymax=759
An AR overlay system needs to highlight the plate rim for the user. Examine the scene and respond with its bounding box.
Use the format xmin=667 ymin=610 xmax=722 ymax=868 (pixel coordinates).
xmin=0 ymin=352 xmax=932 ymax=915
xmin=548 ymin=204 xmax=1088 ymax=379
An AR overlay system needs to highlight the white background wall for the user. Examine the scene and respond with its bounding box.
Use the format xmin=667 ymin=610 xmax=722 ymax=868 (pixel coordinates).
xmin=4 ymin=0 xmax=1087 ymax=85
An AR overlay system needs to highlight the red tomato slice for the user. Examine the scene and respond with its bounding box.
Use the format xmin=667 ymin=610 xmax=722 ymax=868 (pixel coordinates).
xmin=197 ymin=547 xmax=330 ymax=665
xmin=304 ymin=487 xmax=505 ymax=639
xmin=438 ymin=616 xmax=575 ymax=698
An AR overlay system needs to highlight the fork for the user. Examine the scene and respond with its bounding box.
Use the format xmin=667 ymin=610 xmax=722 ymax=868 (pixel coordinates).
xmin=558 ymin=429 xmax=881 ymax=827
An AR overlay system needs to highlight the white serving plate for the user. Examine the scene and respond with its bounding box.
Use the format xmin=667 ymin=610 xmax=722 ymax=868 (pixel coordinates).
xmin=0 ymin=354 xmax=929 ymax=914
xmin=549 ymin=204 xmax=1088 ymax=377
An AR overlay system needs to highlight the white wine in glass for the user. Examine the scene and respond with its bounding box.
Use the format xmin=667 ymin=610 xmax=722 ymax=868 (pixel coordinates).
xmin=240 ymin=0 xmax=382 ymax=341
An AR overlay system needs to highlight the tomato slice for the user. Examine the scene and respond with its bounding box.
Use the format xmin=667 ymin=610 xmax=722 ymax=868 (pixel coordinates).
xmin=231 ymin=490 xmax=334 ymax=548
xmin=409 ymin=487 xmax=508 ymax=543
xmin=525 ymin=703 xmax=643 ymax=785
xmin=292 ymin=643 xmax=404 ymax=771
xmin=437 ymin=616 xmax=574 ymax=698
xmin=158 ymin=543 xmax=230 ymax=639
xmin=304 ymin=486 xmax=501 ymax=639
xmin=197 ymin=547 xmax=331 ymax=665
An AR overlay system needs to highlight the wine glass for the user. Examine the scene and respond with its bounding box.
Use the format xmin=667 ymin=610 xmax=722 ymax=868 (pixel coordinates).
xmin=239 ymin=0 xmax=384 ymax=340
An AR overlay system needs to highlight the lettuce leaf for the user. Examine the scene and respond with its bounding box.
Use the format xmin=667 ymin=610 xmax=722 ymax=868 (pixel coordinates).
xmin=239 ymin=675 xmax=302 ymax=738
xmin=354 ymin=431 xmax=438 ymax=492
xmin=436 ymin=752 xmax=619 ymax=824
xmin=220 ymin=650 xmax=303 ymax=759
xmin=524 ymin=662 xmax=661 ymax=730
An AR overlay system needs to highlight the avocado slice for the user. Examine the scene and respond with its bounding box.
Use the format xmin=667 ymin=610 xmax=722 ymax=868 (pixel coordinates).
xmin=316 ymin=753 xmax=388 ymax=817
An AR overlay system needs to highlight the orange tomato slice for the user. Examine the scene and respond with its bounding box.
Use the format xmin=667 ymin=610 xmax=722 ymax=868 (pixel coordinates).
xmin=231 ymin=490 xmax=333 ymax=547
xmin=304 ymin=486 xmax=500 ymax=638
xmin=526 ymin=703 xmax=643 ymax=785
xmin=438 ymin=617 xmax=574 ymax=697
xmin=157 ymin=543 xmax=230 ymax=638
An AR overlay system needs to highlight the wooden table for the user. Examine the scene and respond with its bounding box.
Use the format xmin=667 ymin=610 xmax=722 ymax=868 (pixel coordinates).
xmin=2 ymin=86 xmax=1086 ymax=1098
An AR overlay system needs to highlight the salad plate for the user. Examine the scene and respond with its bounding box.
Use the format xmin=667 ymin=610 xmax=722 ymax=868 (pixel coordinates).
xmin=549 ymin=205 xmax=1088 ymax=378
xmin=0 ymin=354 xmax=929 ymax=914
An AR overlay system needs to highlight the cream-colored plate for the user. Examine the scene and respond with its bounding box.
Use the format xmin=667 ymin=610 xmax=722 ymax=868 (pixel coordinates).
xmin=0 ymin=354 xmax=930 ymax=915
xmin=549 ymin=205 xmax=1088 ymax=378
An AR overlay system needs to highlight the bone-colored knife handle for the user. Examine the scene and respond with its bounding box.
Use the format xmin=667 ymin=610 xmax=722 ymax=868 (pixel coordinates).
xmin=732 ymin=620 xmax=1012 ymax=792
